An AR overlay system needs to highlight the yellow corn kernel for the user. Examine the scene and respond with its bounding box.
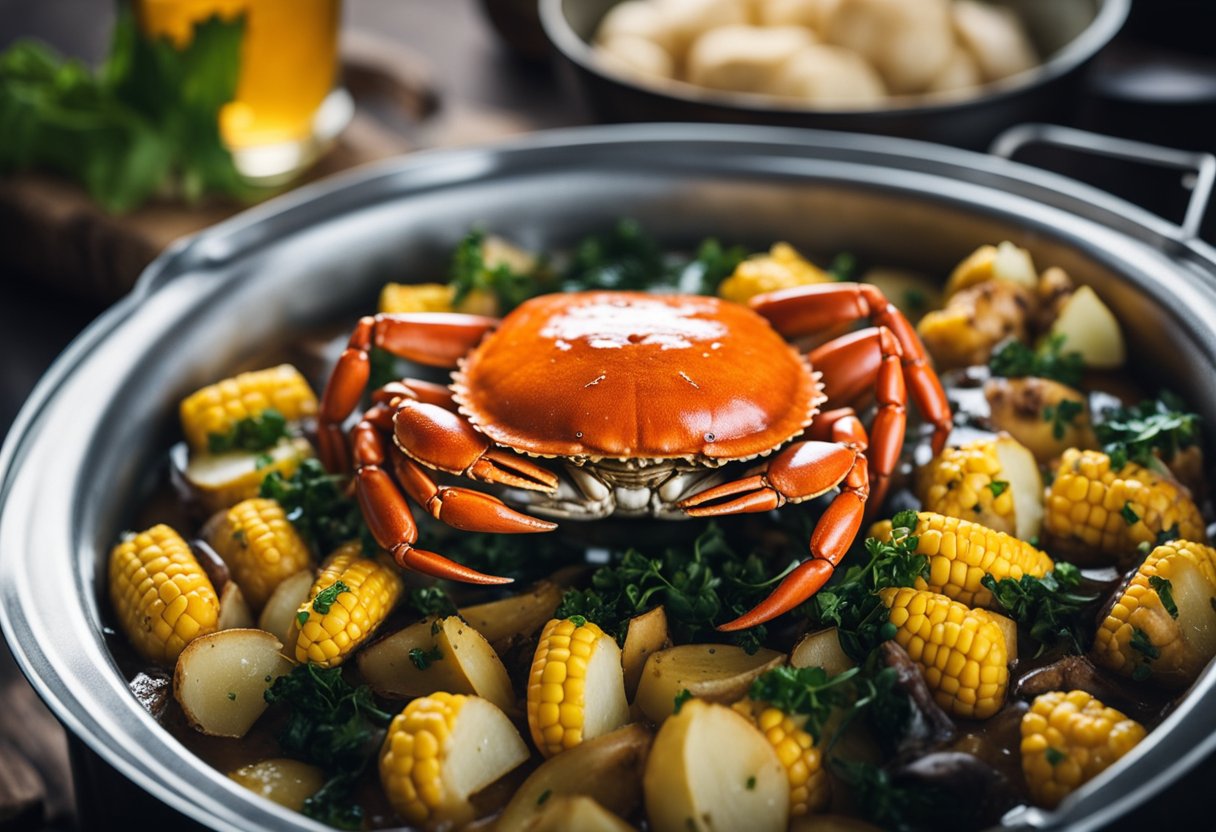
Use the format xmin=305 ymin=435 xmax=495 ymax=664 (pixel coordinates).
xmin=718 ymin=242 xmax=829 ymax=305
xmin=380 ymin=282 xmax=457 ymax=314
xmin=179 ymin=364 xmax=317 ymax=452
xmin=916 ymin=440 xmax=1016 ymax=533
xmin=879 ymin=587 xmax=1009 ymax=719
xmin=905 ymin=512 xmax=1053 ymax=608
xmin=380 ymin=692 xmax=465 ymax=825
xmin=109 ymin=524 xmax=219 ymax=664
xmin=202 ymin=498 xmax=313 ymax=610
xmin=1020 ymin=690 xmax=1145 ymax=808
xmin=732 ymin=700 xmax=830 ymax=816
xmin=294 ymin=542 xmax=403 ymax=667
xmin=1093 ymin=540 xmax=1216 ymax=687
xmin=1044 ymin=449 xmax=1206 ymax=566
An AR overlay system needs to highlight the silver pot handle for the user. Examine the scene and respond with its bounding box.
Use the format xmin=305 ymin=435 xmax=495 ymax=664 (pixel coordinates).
xmin=990 ymin=123 xmax=1215 ymax=243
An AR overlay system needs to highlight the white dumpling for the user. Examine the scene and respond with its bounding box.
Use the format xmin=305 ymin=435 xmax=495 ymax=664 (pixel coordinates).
xmin=686 ymin=24 xmax=816 ymax=93
xmin=656 ymin=0 xmax=754 ymax=57
xmin=925 ymin=45 xmax=982 ymax=94
xmin=598 ymin=34 xmax=677 ymax=80
xmin=596 ymin=0 xmax=680 ymax=55
xmin=953 ymin=0 xmax=1038 ymax=82
xmin=822 ymin=0 xmax=954 ymax=95
xmin=769 ymin=43 xmax=887 ymax=106
xmin=756 ymin=0 xmax=840 ymax=30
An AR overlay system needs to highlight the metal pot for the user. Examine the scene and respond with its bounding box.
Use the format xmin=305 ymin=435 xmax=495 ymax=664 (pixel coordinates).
xmin=539 ymin=0 xmax=1131 ymax=149
xmin=1 ymin=124 xmax=1215 ymax=831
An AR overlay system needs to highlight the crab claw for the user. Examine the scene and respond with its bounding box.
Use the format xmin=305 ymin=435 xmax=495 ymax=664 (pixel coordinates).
xmin=678 ymin=475 xmax=783 ymax=516
xmin=679 ymin=442 xmax=857 ymax=517
xmin=470 ymin=449 xmax=560 ymax=493
xmin=392 ymin=544 xmax=513 ymax=585
xmin=430 ymin=487 xmax=558 ymax=534
xmin=718 ymin=559 xmax=835 ymax=631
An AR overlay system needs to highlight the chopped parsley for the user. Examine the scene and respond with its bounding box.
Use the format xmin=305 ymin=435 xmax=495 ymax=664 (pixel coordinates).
xmin=745 ymin=776 xmax=757 ymax=791
xmin=254 ymin=453 xmax=274 ymax=470
xmin=988 ymin=335 xmax=1084 ymax=388
xmin=828 ymin=252 xmax=857 ymax=281
xmin=1120 ymin=503 xmax=1140 ymax=526
xmin=296 ymin=610 xmax=309 ymax=627
xmin=408 ymin=646 xmax=443 ymax=670
xmin=1045 ymin=747 xmax=1066 ymax=766
xmin=226 ymin=691 xmax=236 ymax=701
xmin=1149 ymin=576 xmax=1178 ymax=618
xmin=407 ymin=586 xmax=457 ymax=618
xmin=981 ymin=563 xmax=1096 ymax=655
xmin=537 ymin=789 xmax=552 ymax=806
xmin=1043 ymin=399 xmax=1085 ymax=440
xmin=749 ymin=666 xmax=859 ymax=742
xmin=450 ymin=228 xmax=549 ymax=312
xmin=987 ymin=480 xmax=1009 ymax=498
xmin=566 ymin=615 xmax=587 ymax=628
xmin=207 ymin=408 xmax=289 ymax=454
xmin=1130 ymin=627 xmax=1160 ymax=661
xmin=311 ymin=581 xmax=349 ymax=615
xmin=1095 ymin=392 xmax=1200 ymax=471
xmin=673 ymin=689 xmax=693 ymax=714
xmin=261 ymin=458 xmax=372 ymax=556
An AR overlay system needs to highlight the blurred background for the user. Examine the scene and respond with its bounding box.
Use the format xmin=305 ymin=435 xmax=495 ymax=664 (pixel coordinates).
xmin=1 ymin=0 xmax=1214 ymax=829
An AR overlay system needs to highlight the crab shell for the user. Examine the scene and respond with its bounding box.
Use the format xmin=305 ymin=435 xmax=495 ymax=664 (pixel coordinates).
xmin=450 ymin=292 xmax=826 ymax=466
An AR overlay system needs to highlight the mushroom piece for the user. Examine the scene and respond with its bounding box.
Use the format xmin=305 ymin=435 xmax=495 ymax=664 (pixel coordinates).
xmin=889 ymin=751 xmax=1020 ymax=830
xmin=878 ymin=641 xmax=957 ymax=757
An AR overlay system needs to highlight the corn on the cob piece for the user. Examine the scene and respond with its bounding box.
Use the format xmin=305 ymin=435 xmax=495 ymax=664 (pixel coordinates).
xmin=202 ymin=498 xmax=313 ymax=610
xmin=915 ymin=436 xmax=1043 ymax=541
xmin=526 ymin=617 xmax=630 ymax=758
xmin=1044 ymin=448 xmax=1206 ymax=566
xmin=718 ymin=242 xmax=829 ymax=305
xmin=879 ymin=587 xmax=1009 ymax=719
xmin=109 ymin=525 xmax=219 ymax=664
xmin=881 ymin=512 xmax=1054 ymax=609
xmin=380 ymin=692 xmax=529 ymax=828
xmin=1020 ymin=690 xmax=1145 ymax=808
xmin=294 ymin=542 xmax=403 ymax=667
xmin=380 ymin=283 xmax=457 ymax=314
xmin=1093 ymin=540 xmax=1216 ymax=687
xmin=179 ymin=364 xmax=317 ymax=453
xmin=732 ymin=699 xmax=830 ymax=816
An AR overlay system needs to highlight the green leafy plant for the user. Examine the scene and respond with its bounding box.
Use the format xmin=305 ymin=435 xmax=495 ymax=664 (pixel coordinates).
xmin=206 ymin=408 xmax=288 ymax=453
xmin=0 ymin=7 xmax=253 ymax=213
xmin=1094 ymin=392 xmax=1199 ymax=471
xmin=988 ymin=335 xmax=1084 ymax=388
xmin=260 ymin=459 xmax=370 ymax=556
xmin=981 ymin=563 xmax=1097 ymax=655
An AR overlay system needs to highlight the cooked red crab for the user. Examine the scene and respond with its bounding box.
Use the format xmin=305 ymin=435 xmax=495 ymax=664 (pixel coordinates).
xmin=319 ymin=284 xmax=951 ymax=629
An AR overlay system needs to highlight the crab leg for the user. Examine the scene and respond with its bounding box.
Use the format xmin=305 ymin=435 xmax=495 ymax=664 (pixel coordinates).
xmin=809 ymin=327 xmax=907 ymax=512
xmin=718 ymin=453 xmax=869 ymax=631
xmin=350 ymin=410 xmax=509 ymax=585
xmin=751 ymin=283 xmax=951 ymax=454
xmin=318 ymin=313 xmax=498 ymax=470
xmin=392 ymin=451 xmax=557 ymax=535
xmin=392 ymin=399 xmax=560 ymax=493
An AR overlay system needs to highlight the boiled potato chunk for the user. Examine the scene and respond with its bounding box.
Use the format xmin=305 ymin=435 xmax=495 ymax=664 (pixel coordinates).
xmin=644 ymin=699 xmax=788 ymax=832
xmin=790 ymin=628 xmax=855 ymax=675
xmin=496 ymin=724 xmax=653 ymax=832
xmin=686 ymin=25 xmax=815 ymax=94
xmin=597 ymin=0 xmax=681 ymax=54
xmin=656 ymin=0 xmax=752 ymax=54
xmin=953 ymin=0 xmax=1037 ymax=82
xmin=946 ymin=241 xmax=1037 ymax=296
xmin=757 ymin=0 xmax=840 ymax=29
xmin=1050 ymin=285 xmax=1126 ymax=369
xmin=769 ymin=45 xmax=887 ymax=107
xmin=183 ymin=437 xmax=312 ymax=514
xmin=984 ymin=376 xmax=1091 ymax=462
xmin=622 ymin=606 xmax=670 ymax=698
xmin=600 ymin=35 xmax=676 ymax=80
xmin=228 ymin=758 xmax=325 ymax=811
xmin=356 ymin=616 xmax=515 ymax=713
xmin=993 ymin=434 xmax=1044 ymax=541
xmin=217 ymin=581 xmax=254 ymax=630
xmin=925 ymin=47 xmax=982 ymax=95
xmin=458 ymin=580 xmax=564 ymax=654
xmin=257 ymin=569 xmax=313 ymax=647
xmin=823 ymin=0 xmax=953 ymax=94
xmin=529 ymin=796 xmax=636 ymax=832
xmin=635 ymin=644 xmax=784 ymax=723
xmin=174 ymin=629 xmax=292 ymax=737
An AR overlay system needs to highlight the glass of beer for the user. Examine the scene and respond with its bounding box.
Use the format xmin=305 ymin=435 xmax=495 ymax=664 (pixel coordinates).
xmin=135 ymin=0 xmax=352 ymax=183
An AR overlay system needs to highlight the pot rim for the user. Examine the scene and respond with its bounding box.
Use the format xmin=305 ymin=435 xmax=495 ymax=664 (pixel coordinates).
xmin=538 ymin=0 xmax=1132 ymax=119
xmin=2 ymin=123 xmax=1214 ymax=832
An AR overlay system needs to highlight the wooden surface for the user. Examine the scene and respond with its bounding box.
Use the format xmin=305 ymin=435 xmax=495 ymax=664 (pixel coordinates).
xmin=1 ymin=0 xmax=1214 ymax=830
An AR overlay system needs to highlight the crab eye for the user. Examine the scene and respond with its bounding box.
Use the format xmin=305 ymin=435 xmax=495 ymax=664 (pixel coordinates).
xmin=575 ymin=431 xmax=584 ymax=439
xmin=705 ymin=433 xmax=716 ymax=442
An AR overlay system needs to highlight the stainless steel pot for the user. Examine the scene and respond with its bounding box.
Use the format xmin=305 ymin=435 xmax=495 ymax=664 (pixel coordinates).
xmin=540 ymin=0 xmax=1131 ymax=149
xmin=2 ymin=124 xmax=1215 ymax=832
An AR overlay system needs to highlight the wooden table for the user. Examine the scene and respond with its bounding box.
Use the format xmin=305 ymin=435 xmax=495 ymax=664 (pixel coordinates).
xmin=1 ymin=1 xmax=1213 ymax=829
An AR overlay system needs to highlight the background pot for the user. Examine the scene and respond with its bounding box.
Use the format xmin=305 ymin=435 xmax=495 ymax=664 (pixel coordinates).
xmin=1 ymin=124 xmax=1215 ymax=831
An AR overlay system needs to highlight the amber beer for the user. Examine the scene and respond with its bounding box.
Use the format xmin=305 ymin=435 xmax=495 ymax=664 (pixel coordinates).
xmin=136 ymin=0 xmax=345 ymax=179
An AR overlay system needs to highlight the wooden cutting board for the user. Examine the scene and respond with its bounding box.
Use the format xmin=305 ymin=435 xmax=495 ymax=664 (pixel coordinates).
xmin=0 ymin=31 xmax=531 ymax=302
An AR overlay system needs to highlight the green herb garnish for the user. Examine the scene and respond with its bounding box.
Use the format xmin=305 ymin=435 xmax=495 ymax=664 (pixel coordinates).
xmin=673 ymin=689 xmax=693 ymax=714
xmin=0 ymin=9 xmax=252 ymax=213
xmin=408 ymin=646 xmax=442 ymax=670
xmin=260 ymin=458 xmax=370 ymax=556
xmin=748 ymin=666 xmax=860 ymax=742
xmin=988 ymin=335 xmax=1084 ymax=388
xmin=407 ymin=586 xmax=457 ymax=618
xmin=745 ymin=776 xmax=757 ymax=790
xmin=1096 ymin=392 xmax=1200 ymax=471
xmin=312 ymin=581 xmax=350 ymax=615
xmin=450 ymin=228 xmax=548 ymax=312
xmin=987 ymin=480 xmax=1009 ymax=498
xmin=1043 ymin=399 xmax=1084 ymax=440
xmin=207 ymin=408 xmax=288 ymax=453
xmin=1045 ymin=747 xmax=1066 ymax=766
xmin=1149 ymin=576 xmax=1178 ymax=618
xmin=537 ymin=789 xmax=552 ymax=806
xmin=1120 ymin=502 xmax=1140 ymax=526
xmin=1130 ymin=627 xmax=1160 ymax=660
xmin=828 ymin=252 xmax=857 ymax=281
xmin=981 ymin=563 xmax=1096 ymax=655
